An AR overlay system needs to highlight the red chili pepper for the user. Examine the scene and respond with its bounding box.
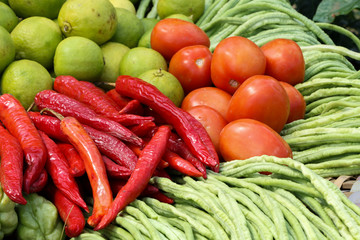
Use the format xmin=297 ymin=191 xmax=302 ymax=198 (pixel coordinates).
xmin=106 ymin=88 xmax=131 ymax=110
xmin=0 ymin=124 xmax=26 ymax=205
xmin=46 ymin=183 xmax=85 ymax=238
xmin=163 ymin=150 xmax=203 ymax=177
xmin=129 ymin=121 xmax=157 ymax=138
xmin=57 ymin=143 xmax=86 ymax=177
xmin=34 ymin=90 xmax=144 ymax=147
xmin=119 ymin=99 xmax=144 ymax=115
xmin=60 ymin=116 xmax=113 ymax=227
xmin=39 ymin=131 xmax=88 ymax=212
xmin=115 ymin=76 xmax=218 ymax=169
xmin=109 ymin=179 xmax=159 ymax=197
xmin=0 ymin=94 xmax=47 ymax=193
xmin=28 ymin=169 xmax=48 ymax=193
xmin=94 ymin=125 xmax=171 ymax=230
xmin=102 ymin=155 xmax=132 ymax=179
xmin=148 ymin=191 xmax=174 ymax=204
xmin=115 ymin=114 xmax=154 ymax=127
xmin=127 ymin=143 xmax=168 ymax=169
xmin=153 ymin=168 xmax=171 ymax=179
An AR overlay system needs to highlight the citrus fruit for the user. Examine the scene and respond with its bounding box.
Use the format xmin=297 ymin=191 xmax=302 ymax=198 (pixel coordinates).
xmin=165 ymin=13 xmax=194 ymax=23
xmin=109 ymin=0 xmax=136 ymax=14
xmin=157 ymin=0 xmax=205 ymax=22
xmin=11 ymin=16 xmax=62 ymax=69
xmin=0 ymin=2 xmax=18 ymax=32
xmin=111 ymin=8 xmax=144 ymax=48
xmin=138 ymin=68 xmax=184 ymax=107
xmin=119 ymin=47 xmax=167 ymax=77
xmin=0 ymin=26 xmax=15 ymax=74
xmin=140 ymin=18 xmax=159 ymax=32
xmin=137 ymin=29 xmax=152 ymax=48
xmin=1 ymin=59 xmax=53 ymax=109
xmin=58 ymin=0 xmax=117 ymax=45
xmin=0 ymin=0 xmax=8 ymax=4
xmin=54 ymin=36 xmax=104 ymax=82
xmin=100 ymin=42 xmax=130 ymax=82
xmin=8 ymin=0 xmax=66 ymax=19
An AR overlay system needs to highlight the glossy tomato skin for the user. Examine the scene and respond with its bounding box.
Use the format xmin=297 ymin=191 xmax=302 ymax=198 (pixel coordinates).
xmin=151 ymin=18 xmax=210 ymax=61
xmin=279 ymin=81 xmax=306 ymax=123
xmin=226 ymin=75 xmax=290 ymax=133
xmin=219 ymin=119 xmax=293 ymax=161
xmin=187 ymin=105 xmax=228 ymax=154
xmin=181 ymin=87 xmax=232 ymax=120
xmin=211 ymin=36 xmax=266 ymax=94
xmin=261 ymin=38 xmax=305 ymax=86
xmin=169 ymin=45 xmax=212 ymax=94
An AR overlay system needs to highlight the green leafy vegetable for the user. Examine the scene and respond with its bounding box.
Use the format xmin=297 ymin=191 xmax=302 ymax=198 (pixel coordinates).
xmin=313 ymin=0 xmax=360 ymax=23
xmin=0 ymin=184 xmax=18 ymax=240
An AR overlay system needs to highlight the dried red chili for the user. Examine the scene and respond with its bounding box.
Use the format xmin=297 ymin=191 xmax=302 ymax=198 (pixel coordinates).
xmin=57 ymin=143 xmax=85 ymax=177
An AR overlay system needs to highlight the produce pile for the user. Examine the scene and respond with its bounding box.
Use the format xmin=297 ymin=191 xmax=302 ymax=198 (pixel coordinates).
xmin=1 ymin=0 xmax=360 ymax=239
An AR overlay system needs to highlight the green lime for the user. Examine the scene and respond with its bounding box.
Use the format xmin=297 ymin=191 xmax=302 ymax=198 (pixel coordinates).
xmin=54 ymin=36 xmax=104 ymax=82
xmin=111 ymin=8 xmax=143 ymax=48
xmin=100 ymin=42 xmax=130 ymax=82
xmin=109 ymin=0 xmax=136 ymax=14
xmin=1 ymin=59 xmax=53 ymax=109
xmin=0 ymin=2 xmax=18 ymax=32
xmin=58 ymin=0 xmax=117 ymax=45
xmin=137 ymin=29 xmax=152 ymax=48
xmin=119 ymin=47 xmax=167 ymax=77
xmin=140 ymin=18 xmax=159 ymax=33
xmin=165 ymin=13 xmax=194 ymax=23
xmin=11 ymin=16 xmax=62 ymax=69
xmin=0 ymin=26 xmax=15 ymax=74
xmin=138 ymin=68 xmax=184 ymax=107
xmin=8 ymin=0 xmax=66 ymax=19
xmin=0 ymin=0 xmax=8 ymax=4
xmin=157 ymin=0 xmax=205 ymax=22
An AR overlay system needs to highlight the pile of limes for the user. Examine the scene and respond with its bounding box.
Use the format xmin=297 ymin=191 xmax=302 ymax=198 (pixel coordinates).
xmin=0 ymin=0 xmax=204 ymax=108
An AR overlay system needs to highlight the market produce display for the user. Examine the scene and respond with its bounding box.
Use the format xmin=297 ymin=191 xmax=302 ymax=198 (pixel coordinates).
xmin=1 ymin=0 xmax=360 ymax=239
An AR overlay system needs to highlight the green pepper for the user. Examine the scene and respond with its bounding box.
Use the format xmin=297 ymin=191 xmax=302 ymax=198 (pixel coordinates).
xmin=0 ymin=185 xmax=18 ymax=240
xmin=16 ymin=193 xmax=65 ymax=240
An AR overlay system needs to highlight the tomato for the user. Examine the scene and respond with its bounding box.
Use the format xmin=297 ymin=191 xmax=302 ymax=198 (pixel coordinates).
xmin=168 ymin=45 xmax=212 ymax=94
xmin=181 ymin=87 xmax=232 ymax=120
xmin=211 ymin=36 xmax=266 ymax=94
xmin=219 ymin=119 xmax=293 ymax=161
xmin=151 ymin=18 xmax=210 ymax=61
xmin=279 ymin=81 xmax=306 ymax=123
xmin=226 ymin=75 xmax=290 ymax=133
xmin=187 ymin=105 xmax=228 ymax=154
xmin=261 ymin=38 xmax=305 ymax=86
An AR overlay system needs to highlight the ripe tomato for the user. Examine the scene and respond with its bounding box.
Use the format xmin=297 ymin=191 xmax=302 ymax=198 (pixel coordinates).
xmin=219 ymin=119 xmax=293 ymax=161
xmin=168 ymin=45 xmax=212 ymax=94
xmin=151 ymin=18 xmax=210 ymax=61
xmin=181 ymin=87 xmax=232 ymax=120
xmin=211 ymin=36 xmax=266 ymax=94
xmin=279 ymin=81 xmax=306 ymax=123
xmin=226 ymin=75 xmax=290 ymax=133
xmin=187 ymin=105 xmax=228 ymax=154
xmin=261 ymin=38 xmax=305 ymax=86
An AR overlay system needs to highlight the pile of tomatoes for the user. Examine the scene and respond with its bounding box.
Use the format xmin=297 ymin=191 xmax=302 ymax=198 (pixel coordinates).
xmin=150 ymin=18 xmax=306 ymax=162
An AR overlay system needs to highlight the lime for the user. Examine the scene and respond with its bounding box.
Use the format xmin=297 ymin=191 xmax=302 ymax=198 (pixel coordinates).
xmin=0 ymin=2 xmax=18 ymax=32
xmin=138 ymin=68 xmax=184 ymax=107
xmin=0 ymin=26 xmax=15 ymax=74
xmin=165 ymin=13 xmax=194 ymax=23
xmin=54 ymin=36 xmax=104 ymax=82
xmin=58 ymin=0 xmax=117 ymax=45
xmin=157 ymin=0 xmax=205 ymax=22
xmin=8 ymin=0 xmax=66 ymax=19
xmin=100 ymin=42 xmax=130 ymax=82
xmin=137 ymin=29 xmax=152 ymax=48
xmin=119 ymin=47 xmax=167 ymax=77
xmin=11 ymin=16 xmax=62 ymax=69
xmin=140 ymin=18 xmax=159 ymax=33
xmin=0 ymin=0 xmax=8 ymax=4
xmin=1 ymin=59 xmax=53 ymax=109
xmin=111 ymin=8 xmax=143 ymax=48
xmin=109 ymin=0 xmax=136 ymax=14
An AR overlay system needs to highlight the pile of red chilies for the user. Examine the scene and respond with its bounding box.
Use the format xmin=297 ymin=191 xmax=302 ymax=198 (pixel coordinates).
xmin=0 ymin=74 xmax=219 ymax=237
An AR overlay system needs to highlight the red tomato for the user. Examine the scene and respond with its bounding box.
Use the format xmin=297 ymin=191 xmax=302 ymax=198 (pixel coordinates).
xmin=187 ymin=105 xmax=228 ymax=154
xmin=151 ymin=18 xmax=210 ymax=61
xmin=226 ymin=75 xmax=290 ymax=133
xmin=211 ymin=36 xmax=266 ymax=94
xmin=181 ymin=87 xmax=232 ymax=120
xmin=261 ymin=38 xmax=305 ymax=86
xmin=279 ymin=81 xmax=306 ymax=123
xmin=219 ymin=119 xmax=293 ymax=161
xmin=169 ymin=45 xmax=212 ymax=94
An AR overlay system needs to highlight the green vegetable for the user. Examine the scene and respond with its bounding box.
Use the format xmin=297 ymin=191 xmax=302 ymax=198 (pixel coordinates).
xmin=0 ymin=185 xmax=18 ymax=239
xmin=70 ymin=232 xmax=107 ymax=240
xmin=15 ymin=193 xmax=65 ymax=240
xmin=313 ymin=0 xmax=360 ymax=23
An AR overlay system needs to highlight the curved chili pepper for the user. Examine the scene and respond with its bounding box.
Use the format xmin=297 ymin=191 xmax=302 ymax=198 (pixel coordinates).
xmin=114 ymin=114 xmax=154 ymax=127
xmin=109 ymin=179 xmax=159 ymax=197
xmin=163 ymin=150 xmax=203 ymax=177
xmin=119 ymin=99 xmax=144 ymax=115
xmin=28 ymin=169 xmax=48 ymax=193
xmin=94 ymin=125 xmax=171 ymax=230
xmin=106 ymin=88 xmax=131 ymax=110
xmin=0 ymin=124 xmax=26 ymax=205
xmin=127 ymin=143 xmax=169 ymax=169
xmin=57 ymin=143 xmax=85 ymax=177
xmin=39 ymin=131 xmax=88 ymax=212
xmin=148 ymin=191 xmax=174 ymax=204
xmin=102 ymin=155 xmax=132 ymax=179
xmin=34 ymin=90 xmax=143 ymax=147
xmin=115 ymin=76 xmax=218 ymax=169
xmin=129 ymin=121 xmax=157 ymax=138
xmin=0 ymin=94 xmax=47 ymax=193
xmin=60 ymin=116 xmax=113 ymax=227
